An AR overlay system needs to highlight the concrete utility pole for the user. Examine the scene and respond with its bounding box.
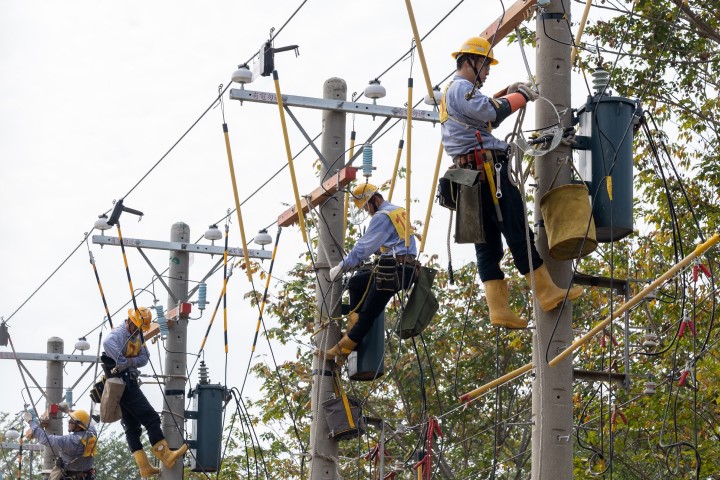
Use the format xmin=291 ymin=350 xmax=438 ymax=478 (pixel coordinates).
xmin=44 ymin=337 xmax=63 ymax=476
xmin=162 ymin=222 xmax=190 ymax=479
xmin=532 ymin=1 xmax=574 ymax=478
xmin=309 ymin=78 xmax=347 ymax=480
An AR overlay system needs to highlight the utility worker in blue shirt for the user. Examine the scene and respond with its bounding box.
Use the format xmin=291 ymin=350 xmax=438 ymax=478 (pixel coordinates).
xmin=327 ymin=183 xmax=418 ymax=359
xmin=102 ymin=307 xmax=187 ymax=478
xmin=25 ymin=409 xmax=97 ymax=479
xmin=440 ymin=36 xmax=582 ymax=329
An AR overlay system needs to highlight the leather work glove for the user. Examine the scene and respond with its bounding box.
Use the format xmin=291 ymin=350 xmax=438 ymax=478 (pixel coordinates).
xmin=23 ymin=409 xmax=37 ymax=423
xmin=329 ymin=263 xmax=344 ymax=282
xmin=517 ymin=83 xmax=539 ymax=102
xmin=507 ymin=82 xmax=523 ymax=94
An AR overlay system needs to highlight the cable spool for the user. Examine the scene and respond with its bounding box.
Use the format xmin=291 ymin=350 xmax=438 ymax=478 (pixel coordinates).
xmin=154 ymin=305 xmax=169 ymax=339
xmin=197 ymin=282 xmax=208 ymax=311
xmin=362 ymin=144 xmax=374 ymax=178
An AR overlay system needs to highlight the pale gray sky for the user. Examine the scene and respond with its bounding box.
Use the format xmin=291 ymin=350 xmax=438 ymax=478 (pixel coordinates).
xmin=0 ymin=0 xmax=596 ymax=430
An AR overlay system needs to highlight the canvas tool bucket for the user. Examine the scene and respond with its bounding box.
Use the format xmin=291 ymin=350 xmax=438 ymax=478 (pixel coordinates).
xmin=100 ymin=377 xmax=125 ymax=423
xmin=540 ymin=164 xmax=598 ymax=260
xmin=322 ymin=393 xmax=366 ymax=440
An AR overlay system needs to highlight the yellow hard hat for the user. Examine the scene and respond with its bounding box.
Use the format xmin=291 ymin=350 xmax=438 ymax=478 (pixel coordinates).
xmin=128 ymin=307 xmax=152 ymax=332
xmin=451 ymin=36 xmax=499 ymax=65
xmin=352 ymin=183 xmax=378 ymax=209
xmin=69 ymin=410 xmax=90 ymax=430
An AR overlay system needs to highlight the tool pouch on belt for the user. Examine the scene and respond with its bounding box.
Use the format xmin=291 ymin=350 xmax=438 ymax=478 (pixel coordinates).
xmin=437 ymin=177 xmax=458 ymax=210
xmin=375 ymin=256 xmax=400 ymax=292
xmin=90 ymin=377 xmax=105 ymax=404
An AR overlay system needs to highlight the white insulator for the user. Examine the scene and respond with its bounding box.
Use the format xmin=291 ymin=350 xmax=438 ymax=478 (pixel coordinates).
xmin=592 ymin=68 xmax=611 ymax=95
xmin=365 ymin=80 xmax=386 ymax=100
xmin=641 ymin=333 xmax=659 ymax=349
xmin=424 ymin=88 xmax=442 ymax=106
xmin=204 ymin=224 xmax=222 ymax=241
xmin=94 ymin=214 xmax=111 ymax=231
xmin=5 ymin=429 xmax=20 ymax=441
xmin=643 ymin=381 xmax=657 ymax=395
xmin=75 ymin=337 xmax=91 ymax=352
xmin=232 ymin=65 xmax=253 ymax=84
xmin=254 ymin=229 xmax=272 ymax=248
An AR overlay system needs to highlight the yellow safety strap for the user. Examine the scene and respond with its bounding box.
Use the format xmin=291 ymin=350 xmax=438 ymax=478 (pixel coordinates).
xmin=333 ymin=368 xmax=355 ymax=429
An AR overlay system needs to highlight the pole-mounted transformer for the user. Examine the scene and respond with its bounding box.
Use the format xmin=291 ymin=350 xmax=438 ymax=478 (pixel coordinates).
xmin=186 ymin=361 xmax=228 ymax=472
xmin=574 ymin=66 xmax=642 ymax=243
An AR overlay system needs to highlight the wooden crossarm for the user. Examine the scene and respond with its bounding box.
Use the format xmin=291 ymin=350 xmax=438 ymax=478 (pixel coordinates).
xmin=278 ymin=167 xmax=357 ymax=227
xmin=481 ymin=0 xmax=537 ymax=45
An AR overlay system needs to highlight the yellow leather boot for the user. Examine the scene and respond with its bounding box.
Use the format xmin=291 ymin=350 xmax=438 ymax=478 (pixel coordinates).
xmin=151 ymin=439 xmax=188 ymax=469
xmin=484 ymin=279 xmax=527 ymax=329
xmin=132 ymin=450 xmax=160 ymax=478
xmin=526 ymin=264 xmax=583 ymax=312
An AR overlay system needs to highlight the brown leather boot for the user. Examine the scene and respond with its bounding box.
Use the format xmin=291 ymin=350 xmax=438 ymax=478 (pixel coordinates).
xmin=525 ymin=264 xmax=583 ymax=312
xmin=132 ymin=450 xmax=160 ymax=478
xmin=484 ymin=279 xmax=527 ymax=329
xmin=151 ymin=439 xmax=188 ymax=469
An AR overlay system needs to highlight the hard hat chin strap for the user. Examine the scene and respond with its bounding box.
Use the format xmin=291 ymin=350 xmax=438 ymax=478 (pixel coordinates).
xmin=465 ymin=56 xmax=488 ymax=99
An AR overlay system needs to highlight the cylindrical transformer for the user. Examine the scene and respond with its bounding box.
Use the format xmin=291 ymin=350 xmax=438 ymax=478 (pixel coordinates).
xmin=187 ymin=364 xmax=226 ymax=472
xmin=576 ymin=95 xmax=640 ymax=242
xmin=347 ymin=310 xmax=385 ymax=381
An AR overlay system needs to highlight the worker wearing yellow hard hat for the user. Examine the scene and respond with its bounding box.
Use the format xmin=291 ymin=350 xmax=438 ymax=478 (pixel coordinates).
xmin=440 ymin=36 xmax=582 ymax=329
xmin=325 ymin=182 xmax=418 ymax=361
xmin=102 ymin=307 xmax=188 ymax=477
xmin=25 ymin=407 xmax=97 ymax=478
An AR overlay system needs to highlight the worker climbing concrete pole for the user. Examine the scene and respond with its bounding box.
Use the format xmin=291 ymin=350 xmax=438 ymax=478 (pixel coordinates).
xmin=532 ymin=0 xmax=576 ymax=478
xmin=309 ymin=78 xmax=347 ymax=480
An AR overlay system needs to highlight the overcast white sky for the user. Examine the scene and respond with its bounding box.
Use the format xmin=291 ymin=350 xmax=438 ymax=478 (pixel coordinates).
xmin=0 ymin=0 xmax=598 ymax=433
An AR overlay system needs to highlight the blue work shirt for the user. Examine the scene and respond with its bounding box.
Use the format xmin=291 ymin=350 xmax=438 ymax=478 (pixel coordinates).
xmin=441 ymin=75 xmax=509 ymax=155
xmin=341 ymin=201 xmax=417 ymax=269
xmin=29 ymin=420 xmax=97 ymax=471
xmin=102 ymin=324 xmax=149 ymax=376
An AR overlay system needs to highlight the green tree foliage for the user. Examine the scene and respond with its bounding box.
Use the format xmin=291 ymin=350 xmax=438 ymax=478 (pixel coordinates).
xmin=570 ymin=2 xmax=720 ymax=477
